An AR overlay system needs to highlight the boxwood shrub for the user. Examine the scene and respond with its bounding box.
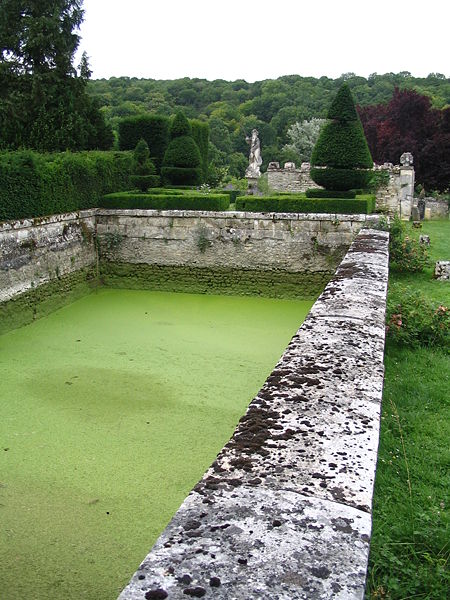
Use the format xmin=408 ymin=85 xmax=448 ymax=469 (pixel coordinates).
xmin=235 ymin=195 xmax=375 ymax=214
xmin=306 ymin=188 xmax=356 ymax=199
xmin=100 ymin=192 xmax=230 ymax=211
xmin=0 ymin=150 xmax=133 ymax=221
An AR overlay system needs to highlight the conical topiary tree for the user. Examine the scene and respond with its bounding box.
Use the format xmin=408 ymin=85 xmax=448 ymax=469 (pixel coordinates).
xmin=310 ymin=83 xmax=373 ymax=191
xmin=130 ymin=138 xmax=159 ymax=192
xmin=161 ymin=112 xmax=202 ymax=186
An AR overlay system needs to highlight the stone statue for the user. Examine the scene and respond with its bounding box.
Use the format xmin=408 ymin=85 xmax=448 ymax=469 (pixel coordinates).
xmin=245 ymin=129 xmax=262 ymax=178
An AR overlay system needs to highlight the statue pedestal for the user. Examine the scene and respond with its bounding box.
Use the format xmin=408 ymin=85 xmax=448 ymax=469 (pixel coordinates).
xmin=246 ymin=176 xmax=259 ymax=195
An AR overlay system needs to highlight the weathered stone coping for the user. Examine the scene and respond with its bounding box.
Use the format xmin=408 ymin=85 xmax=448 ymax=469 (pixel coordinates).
xmin=0 ymin=210 xmax=382 ymax=230
xmin=96 ymin=208 xmax=380 ymax=223
xmin=118 ymin=229 xmax=389 ymax=600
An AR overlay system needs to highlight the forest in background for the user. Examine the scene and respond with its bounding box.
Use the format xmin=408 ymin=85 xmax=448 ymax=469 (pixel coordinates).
xmin=87 ymin=72 xmax=450 ymax=182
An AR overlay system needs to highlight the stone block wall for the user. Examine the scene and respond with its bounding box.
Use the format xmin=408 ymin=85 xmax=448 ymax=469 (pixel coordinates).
xmin=118 ymin=228 xmax=390 ymax=600
xmin=96 ymin=209 xmax=380 ymax=274
xmin=0 ymin=209 xmax=381 ymax=332
xmin=0 ymin=210 xmax=97 ymax=303
xmin=0 ymin=211 xmax=97 ymax=333
xmin=267 ymin=162 xmax=320 ymax=193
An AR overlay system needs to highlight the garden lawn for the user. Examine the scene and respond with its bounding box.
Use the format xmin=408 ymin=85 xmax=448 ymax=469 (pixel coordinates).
xmin=366 ymin=220 xmax=450 ymax=599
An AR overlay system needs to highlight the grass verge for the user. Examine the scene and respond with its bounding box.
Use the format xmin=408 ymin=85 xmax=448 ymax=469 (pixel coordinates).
xmin=366 ymin=220 xmax=449 ymax=599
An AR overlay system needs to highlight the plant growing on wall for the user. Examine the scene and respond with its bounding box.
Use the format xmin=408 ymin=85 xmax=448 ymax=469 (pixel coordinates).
xmin=310 ymin=84 xmax=373 ymax=191
xmin=161 ymin=112 xmax=202 ymax=186
xmin=130 ymin=139 xmax=159 ymax=192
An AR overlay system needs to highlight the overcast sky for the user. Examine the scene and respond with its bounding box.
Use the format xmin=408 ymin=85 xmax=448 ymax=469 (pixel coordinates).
xmin=75 ymin=0 xmax=449 ymax=82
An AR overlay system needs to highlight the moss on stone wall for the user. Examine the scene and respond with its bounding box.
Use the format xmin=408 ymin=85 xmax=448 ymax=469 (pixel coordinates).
xmin=0 ymin=267 xmax=98 ymax=335
xmin=99 ymin=262 xmax=331 ymax=300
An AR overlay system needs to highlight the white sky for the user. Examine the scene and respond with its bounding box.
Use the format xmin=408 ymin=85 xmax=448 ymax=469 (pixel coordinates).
xmin=76 ymin=0 xmax=449 ymax=81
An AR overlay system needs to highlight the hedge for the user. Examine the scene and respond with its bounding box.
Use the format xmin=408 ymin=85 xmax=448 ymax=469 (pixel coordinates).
xmin=100 ymin=192 xmax=230 ymax=211
xmin=118 ymin=115 xmax=170 ymax=171
xmin=214 ymin=189 xmax=244 ymax=204
xmin=310 ymin=167 xmax=371 ymax=191
xmin=0 ymin=150 xmax=133 ymax=221
xmin=191 ymin=120 xmax=209 ymax=181
xmin=235 ymin=195 xmax=375 ymax=214
xmin=306 ymin=188 xmax=356 ymax=199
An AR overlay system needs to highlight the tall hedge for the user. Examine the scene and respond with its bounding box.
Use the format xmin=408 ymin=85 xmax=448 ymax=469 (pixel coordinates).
xmin=311 ymin=84 xmax=373 ymax=191
xmin=118 ymin=115 xmax=170 ymax=172
xmin=0 ymin=150 xmax=133 ymax=221
xmin=191 ymin=120 xmax=209 ymax=181
xmin=161 ymin=113 xmax=202 ymax=186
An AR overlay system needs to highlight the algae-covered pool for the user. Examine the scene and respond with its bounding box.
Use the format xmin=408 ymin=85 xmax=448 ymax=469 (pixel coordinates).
xmin=0 ymin=288 xmax=313 ymax=599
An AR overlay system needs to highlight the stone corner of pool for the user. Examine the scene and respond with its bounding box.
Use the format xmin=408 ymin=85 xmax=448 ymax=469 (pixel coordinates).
xmin=117 ymin=228 xmax=390 ymax=600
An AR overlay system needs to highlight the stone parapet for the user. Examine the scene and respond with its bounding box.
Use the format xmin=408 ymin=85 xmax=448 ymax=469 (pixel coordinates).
xmin=118 ymin=229 xmax=389 ymax=600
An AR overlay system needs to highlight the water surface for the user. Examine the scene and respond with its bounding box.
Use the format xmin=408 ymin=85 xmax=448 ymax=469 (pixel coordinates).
xmin=0 ymin=289 xmax=312 ymax=599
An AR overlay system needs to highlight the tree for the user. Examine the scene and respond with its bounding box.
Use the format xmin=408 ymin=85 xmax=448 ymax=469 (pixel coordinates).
xmin=358 ymin=88 xmax=449 ymax=191
xmin=310 ymin=83 xmax=373 ymax=191
xmin=283 ymin=118 xmax=326 ymax=164
xmin=0 ymin=0 xmax=112 ymax=150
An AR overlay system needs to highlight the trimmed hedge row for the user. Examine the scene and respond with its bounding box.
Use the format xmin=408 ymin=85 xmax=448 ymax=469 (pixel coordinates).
xmin=215 ymin=189 xmax=244 ymax=204
xmin=235 ymin=195 xmax=375 ymax=214
xmin=0 ymin=150 xmax=133 ymax=221
xmin=100 ymin=192 xmax=230 ymax=211
xmin=306 ymin=188 xmax=356 ymax=199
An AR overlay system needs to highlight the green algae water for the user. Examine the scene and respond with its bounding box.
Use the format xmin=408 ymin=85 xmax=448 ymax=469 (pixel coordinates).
xmin=0 ymin=289 xmax=312 ymax=600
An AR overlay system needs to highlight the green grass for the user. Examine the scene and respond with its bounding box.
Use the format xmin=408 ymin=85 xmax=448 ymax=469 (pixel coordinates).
xmin=366 ymin=220 xmax=450 ymax=599
xmin=0 ymin=289 xmax=312 ymax=600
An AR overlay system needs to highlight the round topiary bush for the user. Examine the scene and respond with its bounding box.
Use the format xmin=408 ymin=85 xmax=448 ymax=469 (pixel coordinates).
xmin=311 ymin=84 xmax=373 ymax=191
xmin=162 ymin=112 xmax=202 ymax=186
xmin=130 ymin=138 xmax=159 ymax=192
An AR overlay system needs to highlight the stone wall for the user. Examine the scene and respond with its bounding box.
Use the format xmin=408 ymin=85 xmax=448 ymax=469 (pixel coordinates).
xmin=0 ymin=209 xmax=381 ymax=332
xmin=96 ymin=209 xmax=380 ymax=275
xmin=118 ymin=229 xmax=389 ymax=600
xmin=267 ymin=161 xmax=320 ymax=193
xmin=424 ymin=198 xmax=449 ymax=220
xmin=0 ymin=211 xmax=97 ymax=332
xmin=374 ymin=164 xmax=415 ymax=218
xmin=266 ymin=160 xmax=447 ymax=222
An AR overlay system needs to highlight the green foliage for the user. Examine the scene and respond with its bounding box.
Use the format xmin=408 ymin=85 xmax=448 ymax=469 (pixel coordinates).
xmin=386 ymin=285 xmax=449 ymax=349
xmin=0 ymin=150 xmax=132 ymax=221
xmin=283 ymin=118 xmax=326 ymax=163
xmin=311 ymin=120 xmax=373 ymax=169
xmin=367 ymin=168 xmax=390 ymax=192
xmin=130 ymin=139 xmax=159 ymax=191
xmin=311 ymin=83 xmax=372 ymax=191
xmin=310 ymin=167 xmax=371 ymax=190
xmin=163 ymin=134 xmax=201 ymax=168
xmin=235 ymin=195 xmax=375 ymax=214
xmin=327 ymin=83 xmax=359 ymax=121
xmin=0 ymin=1 xmax=112 ymax=151
xmin=160 ymin=166 xmax=201 ymax=186
xmin=87 ymin=73 xmax=450 ymax=184
xmin=306 ymin=189 xmax=356 ymax=199
xmin=162 ymin=115 xmax=202 ymax=186
xmin=117 ymin=114 xmax=170 ymax=172
xmin=100 ymin=191 xmax=229 ymax=211
xmin=389 ymin=216 xmax=430 ymax=272
xmin=191 ymin=119 xmax=210 ymax=181
xmin=170 ymin=112 xmax=192 ymax=137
